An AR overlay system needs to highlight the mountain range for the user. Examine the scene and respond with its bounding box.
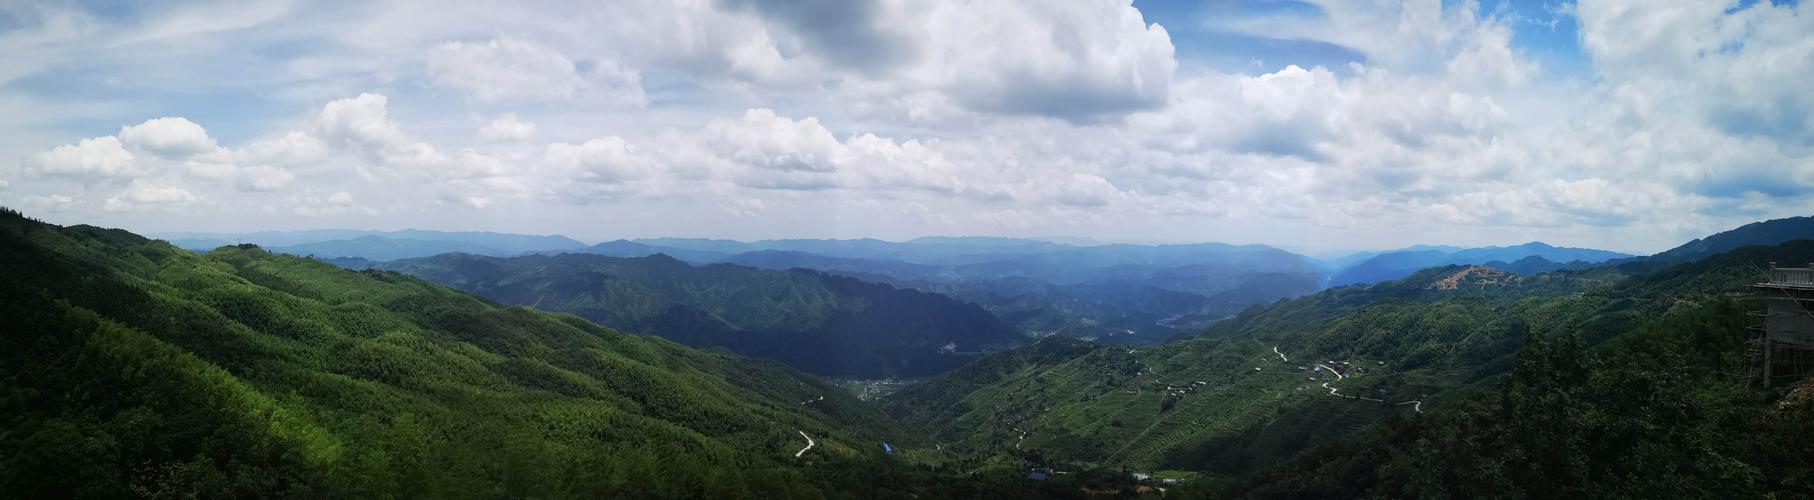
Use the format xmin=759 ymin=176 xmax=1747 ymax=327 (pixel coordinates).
xmin=157 ymin=229 xmax=586 ymax=259
xmin=16 ymin=207 xmax=1814 ymax=497
xmin=1324 ymin=241 xmax=1634 ymax=287
xmin=363 ymin=252 xmax=1026 ymax=378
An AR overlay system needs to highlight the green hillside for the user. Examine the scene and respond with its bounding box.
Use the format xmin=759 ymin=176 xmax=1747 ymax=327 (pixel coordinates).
xmin=370 ymin=252 xmax=1025 ymax=378
xmin=887 ymin=245 xmax=1814 ymax=496
xmin=0 ymin=208 xmax=952 ymax=498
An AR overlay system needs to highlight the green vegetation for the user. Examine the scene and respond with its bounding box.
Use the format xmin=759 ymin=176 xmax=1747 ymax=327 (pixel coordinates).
xmin=14 ymin=203 xmax=1814 ymax=498
xmin=0 ymin=208 xmax=990 ymax=498
xmin=889 ymin=241 xmax=1814 ymax=497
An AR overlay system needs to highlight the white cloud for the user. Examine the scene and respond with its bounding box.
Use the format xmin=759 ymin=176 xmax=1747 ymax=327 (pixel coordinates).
xmin=706 ymin=109 xmax=844 ymax=174
xmin=315 ymin=93 xmax=409 ymax=160
xmin=22 ymin=135 xmax=142 ymax=181
xmin=103 ymin=181 xmax=196 ymax=211
xmin=3 ymin=1 xmax=1812 ymax=252
xmin=426 ymin=37 xmax=645 ymax=106
xmin=292 ymin=189 xmax=374 ymax=216
xmin=118 ymin=117 xmax=218 ymax=159
xmin=237 ymin=131 xmax=327 ymax=166
xmin=905 ymin=0 xmax=1177 ymax=121
xmin=545 ymin=137 xmax=653 ymax=183
xmin=1578 ymin=0 xmax=1814 ymax=147
xmin=478 ymin=114 xmax=537 ymax=142
xmin=235 ymin=165 xmax=295 ymax=192
xmin=22 ymin=193 xmax=75 ymax=209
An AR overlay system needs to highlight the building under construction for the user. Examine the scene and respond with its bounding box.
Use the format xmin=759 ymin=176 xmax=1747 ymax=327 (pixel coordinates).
xmin=1749 ymin=263 xmax=1814 ymax=387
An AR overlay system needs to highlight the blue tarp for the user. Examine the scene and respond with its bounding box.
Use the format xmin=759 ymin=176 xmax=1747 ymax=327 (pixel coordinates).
xmin=882 ymin=442 xmax=893 ymax=453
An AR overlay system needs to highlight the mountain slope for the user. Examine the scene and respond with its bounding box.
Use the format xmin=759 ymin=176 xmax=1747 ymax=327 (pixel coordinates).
xmin=370 ymin=252 xmax=1026 ymax=378
xmin=1328 ymin=242 xmax=1631 ymax=287
xmin=1651 ymin=215 xmax=1814 ymax=263
xmin=890 ymin=237 xmax=1814 ymax=496
xmin=0 ymin=208 xmax=930 ymax=497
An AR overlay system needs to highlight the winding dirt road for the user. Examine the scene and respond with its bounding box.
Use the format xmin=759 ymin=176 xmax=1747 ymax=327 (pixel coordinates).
xmin=795 ymin=430 xmax=815 ymax=458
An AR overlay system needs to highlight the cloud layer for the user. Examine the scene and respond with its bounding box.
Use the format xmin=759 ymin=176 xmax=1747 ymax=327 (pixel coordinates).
xmin=1 ymin=0 xmax=1810 ymax=253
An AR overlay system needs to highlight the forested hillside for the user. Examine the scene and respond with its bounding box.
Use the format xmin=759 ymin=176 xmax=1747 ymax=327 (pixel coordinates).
xmin=889 ymin=239 xmax=1814 ymax=497
xmin=0 ymin=208 xmax=963 ymax=498
xmin=367 ymin=252 xmax=1026 ymax=378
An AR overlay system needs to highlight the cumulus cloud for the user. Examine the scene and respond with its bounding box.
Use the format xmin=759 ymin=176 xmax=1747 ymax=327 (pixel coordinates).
xmin=310 ymin=92 xmax=506 ymax=178
xmin=22 ymin=135 xmax=142 ymax=181
xmin=478 ymin=114 xmax=537 ymax=142
xmin=6 ymin=0 xmax=1814 ymax=251
xmin=315 ymin=92 xmax=409 ymax=160
xmin=1579 ymin=0 xmax=1814 ymax=148
xmin=714 ymin=0 xmax=914 ymax=73
xmin=908 ymin=0 xmax=1176 ymax=121
xmin=235 ymin=165 xmax=295 ymax=192
xmin=545 ymin=137 xmax=652 ymax=183
xmin=292 ymin=189 xmax=374 ymax=216
xmin=706 ymin=109 xmax=844 ymax=174
xmin=103 ymin=181 xmax=196 ymax=211
xmin=426 ymin=37 xmax=645 ymax=106
xmin=118 ymin=117 xmax=218 ymax=159
xmin=237 ymin=131 xmax=327 ymax=166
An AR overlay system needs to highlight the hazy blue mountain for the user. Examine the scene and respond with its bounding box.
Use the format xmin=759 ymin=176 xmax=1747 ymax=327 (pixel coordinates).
xmin=269 ymin=236 xmax=514 ymax=261
xmin=724 ymin=249 xmax=947 ymax=281
xmin=1328 ymin=242 xmax=1632 ymax=287
xmin=630 ymin=237 xmax=758 ymax=254
xmin=1650 ymin=215 xmax=1814 ymax=263
xmin=1447 ymin=241 xmax=1630 ymax=264
xmin=577 ymin=239 xmax=734 ymax=262
xmin=368 ymin=252 xmax=1026 ymax=378
xmin=1325 ymin=244 xmax=1464 ymax=268
xmin=158 ymin=229 xmax=585 ymax=256
xmin=722 ymin=244 xmax=1322 ymax=345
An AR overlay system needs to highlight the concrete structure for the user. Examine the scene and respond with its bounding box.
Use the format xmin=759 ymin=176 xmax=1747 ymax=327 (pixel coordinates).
xmin=1749 ymin=263 xmax=1814 ymax=387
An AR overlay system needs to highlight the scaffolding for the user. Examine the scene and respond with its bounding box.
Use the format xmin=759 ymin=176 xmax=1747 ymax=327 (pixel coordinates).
xmin=1748 ymin=263 xmax=1814 ymax=387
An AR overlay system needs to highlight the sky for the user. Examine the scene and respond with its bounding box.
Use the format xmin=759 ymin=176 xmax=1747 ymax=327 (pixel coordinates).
xmin=0 ymin=0 xmax=1810 ymax=254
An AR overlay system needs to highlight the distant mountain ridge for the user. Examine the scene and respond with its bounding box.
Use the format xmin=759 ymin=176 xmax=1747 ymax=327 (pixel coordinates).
xmin=367 ymin=252 xmax=1026 ymax=378
xmin=158 ymin=229 xmax=586 ymax=258
xmin=1327 ymin=241 xmax=1632 ymax=287
xmin=1650 ymin=215 xmax=1814 ymax=263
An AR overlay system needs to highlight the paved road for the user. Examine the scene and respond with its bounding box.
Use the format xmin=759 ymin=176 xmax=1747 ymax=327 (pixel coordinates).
xmin=795 ymin=430 xmax=815 ymax=457
xmin=1273 ymin=345 xmax=1289 ymax=362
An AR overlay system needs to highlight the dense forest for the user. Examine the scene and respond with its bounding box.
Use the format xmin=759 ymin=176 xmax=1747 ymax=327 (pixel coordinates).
xmin=365 ymin=252 xmax=1026 ymax=378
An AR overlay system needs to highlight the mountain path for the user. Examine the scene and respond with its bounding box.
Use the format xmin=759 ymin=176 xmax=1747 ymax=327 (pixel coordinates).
xmin=1274 ymin=347 xmax=1421 ymax=413
xmin=795 ymin=430 xmax=815 ymax=458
